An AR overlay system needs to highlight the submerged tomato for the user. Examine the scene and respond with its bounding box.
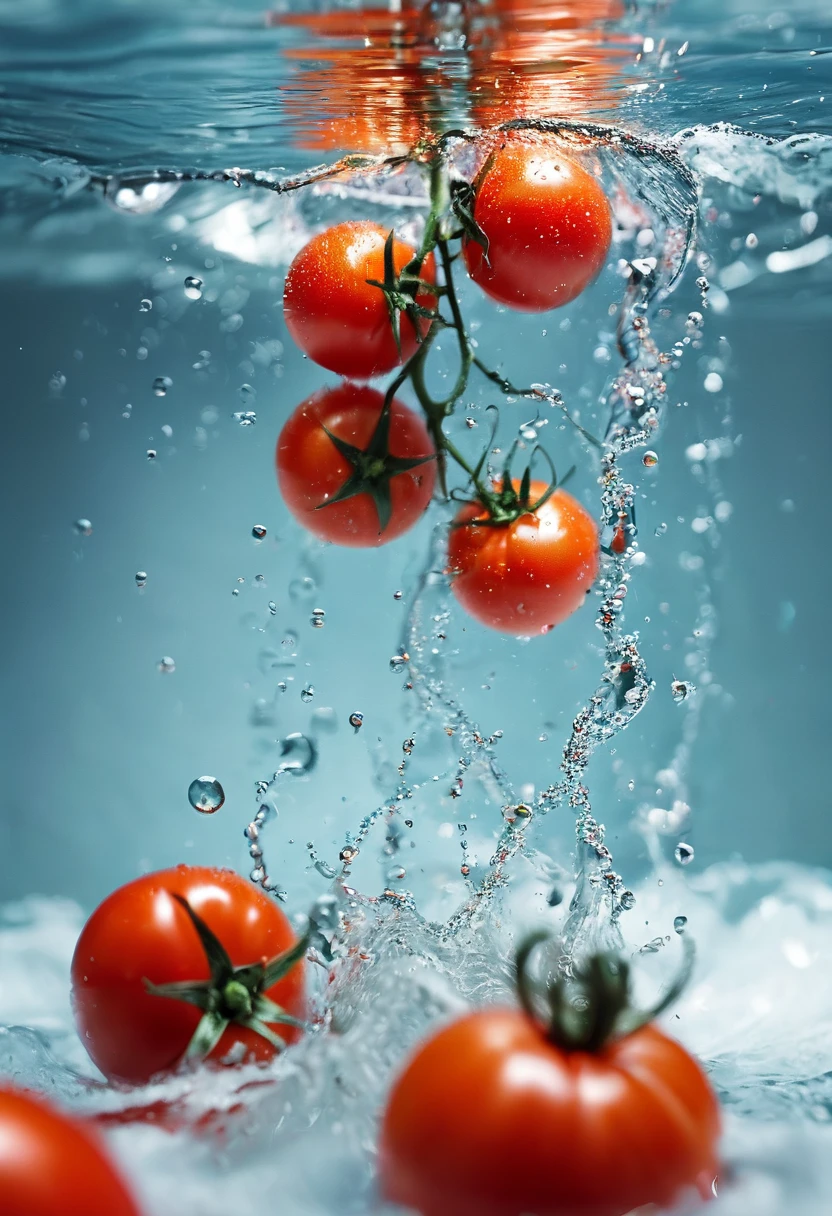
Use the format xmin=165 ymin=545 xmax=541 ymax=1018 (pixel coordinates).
xmin=283 ymin=221 xmax=436 ymax=379
xmin=380 ymin=1010 xmax=720 ymax=1216
xmin=463 ymin=140 xmax=612 ymax=311
xmin=0 ymin=1085 xmax=141 ymax=1216
xmin=447 ymin=481 xmax=599 ymax=635
xmin=71 ymin=865 xmax=306 ymax=1085
xmin=276 ymin=382 xmax=436 ymax=547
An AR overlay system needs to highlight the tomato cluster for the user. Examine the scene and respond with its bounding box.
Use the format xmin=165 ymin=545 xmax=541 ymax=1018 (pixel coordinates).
xmin=276 ymin=137 xmax=610 ymax=636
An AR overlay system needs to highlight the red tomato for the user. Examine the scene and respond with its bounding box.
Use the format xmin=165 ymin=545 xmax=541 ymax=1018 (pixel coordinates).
xmin=71 ymin=865 xmax=306 ymax=1085
xmin=379 ymin=1010 xmax=720 ymax=1216
xmin=276 ymin=382 xmax=436 ymax=547
xmin=463 ymin=140 xmax=612 ymax=311
xmin=0 ymin=1084 xmax=141 ymax=1216
xmin=283 ymin=221 xmax=436 ymax=379
xmin=447 ymin=481 xmax=599 ymax=635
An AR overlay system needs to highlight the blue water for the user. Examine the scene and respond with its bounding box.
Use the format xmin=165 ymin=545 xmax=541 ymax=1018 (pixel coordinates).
xmin=1 ymin=0 xmax=832 ymax=1213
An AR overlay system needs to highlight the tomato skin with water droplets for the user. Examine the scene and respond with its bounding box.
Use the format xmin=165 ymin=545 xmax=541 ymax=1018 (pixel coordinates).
xmin=283 ymin=220 xmax=436 ymax=379
xmin=70 ymin=865 xmax=306 ymax=1085
xmin=379 ymin=1010 xmax=721 ymax=1216
xmin=447 ymin=482 xmax=599 ymax=635
xmin=463 ymin=140 xmax=612 ymax=312
xmin=276 ymin=383 xmax=436 ymax=547
xmin=0 ymin=1085 xmax=142 ymax=1216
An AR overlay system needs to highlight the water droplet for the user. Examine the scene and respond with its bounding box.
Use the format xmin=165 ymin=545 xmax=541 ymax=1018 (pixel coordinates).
xmin=671 ymin=679 xmax=695 ymax=703
xmin=232 ymin=411 xmax=256 ymax=426
xmin=74 ymin=518 xmax=93 ymax=536
xmin=349 ymin=712 xmax=364 ymax=730
xmin=674 ymin=915 xmax=688 ymax=933
xmin=188 ymin=776 xmax=225 ymax=814
xmin=268 ymin=601 xmax=277 ymax=616
xmin=135 ymin=570 xmax=147 ymax=587
xmin=386 ymin=864 xmax=406 ymax=882
xmin=339 ymin=845 xmax=358 ymax=864
xmin=146 ymin=448 xmax=157 ymax=461
xmin=389 ymin=654 xmax=409 ymax=674
xmin=619 ymin=890 xmax=636 ymax=910
xmin=277 ymin=732 xmax=317 ymax=776
xmin=158 ymin=656 xmax=176 ymax=674
xmin=252 ymin=524 xmax=267 ymax=540
xmin=674 ymin=842 xmax=695 ymax=866
xmin=654 ymin=522 xmax=667 ymax=537
xmin=310 ymin=608 xmax=325 ymax=629
xmin=393 ymin=590 xmax=403 ymax=600
xmin=465 ymin=417 xmax=477 ymax=428
xmin=139 ymin=298 xmax=152 ymax=313
xmin=642 ymin=450 xmax=658 ymax=468
xmin=301 ymin=684 xmax=314 ymax=703
xmin=184 ymin=276 xmax=203 ymax=300
xmin=696 ymin=275 xmax=710 ymax=293
xmin=152 ymin=376 xmax=172 ymax=397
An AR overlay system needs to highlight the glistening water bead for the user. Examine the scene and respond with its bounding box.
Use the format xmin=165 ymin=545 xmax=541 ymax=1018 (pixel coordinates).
xmin=643 ymin=450 xmax=659 ymax=467
xmin=183 ymin=276 xmax=203 ymax=300
xmin=188 ymin=776 xmax=225 ymax=814
xmin=252 ymin=524 xmax=267 ymax=540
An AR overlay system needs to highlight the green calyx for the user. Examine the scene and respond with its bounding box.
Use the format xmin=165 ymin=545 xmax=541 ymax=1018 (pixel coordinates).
xmin=143 ymin=893 xmax=309 ymax=1065
xmin=515 ymin=931 xmax=695 ymax=1054
xmin=316 ymin=395 xmax=435 ymax=535
xmin=451 ymin=434 xmax=576 ymax=529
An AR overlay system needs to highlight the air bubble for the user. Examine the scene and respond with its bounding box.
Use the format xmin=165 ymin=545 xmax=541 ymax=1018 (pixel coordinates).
xmin=620 ymin=890 xmax=636 ymax=910
xmin=389 ymin=654 xmax=408 ymax=674
xmin=349 ymin=712 xmax=364 ymax=730
xmin=252 ymin=524 xmax=267 ymax=540
xmin=642 ymin=451 xmax=658 ymax=468
xmin=386 ymin=865 xmax=406 ymax=882
xmin=393 ymin=590 xmax=403 ymax=600
xmin=152 ymin=376 xmax=172 ymax=397
xmin=74 ymin=519 xmax=93 ymax=536
xmin=184 ymin=276 xmax=203 ymax=300
xmin=135 ymin=570 xmax=147 ymax=587
xmin=674 ymin=915 xmax=688 ymax=933
xmin=301 ymin=684 xmax=314 ymax=703
xmin=139 ymin=299 xmax=152 ymax=313
xmin=277 ymin=732 xmax=317 ymax=776
xmin=146 ymin=448 xmax=157 ymax=461
xmin=310 ymin=608 xmax=325 ymax=629
xmin=158 ymin=656 xmax=176 ymax=674
xmin=232 ymin=411 xmax=256 ymax=426
xmin=674 ymin=842 xmax=695 ymax=865
xmin=188 ymin=776 xmax=225 ymax=814
xmin=671 ymin=679 xmax=695 ymax=703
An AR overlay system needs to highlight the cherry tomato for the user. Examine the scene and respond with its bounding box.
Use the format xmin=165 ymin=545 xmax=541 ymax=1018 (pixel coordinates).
xmin=0 ymin=1084 xmax=141 ymax=1216
xmin=446 ymin=481 xmax=599 ymax=635
xmin=463 ymin=140 xmax=612 ymax=311
xmin=379 ymin=1010 xmax=720 ymax=1216
xmin=276 ymin=382 xmax=436 ymax=547
xmin=71 ymin=865 xmax=306 ymax=1086
xmin=283 ymin=221 xmax=436 ymax=379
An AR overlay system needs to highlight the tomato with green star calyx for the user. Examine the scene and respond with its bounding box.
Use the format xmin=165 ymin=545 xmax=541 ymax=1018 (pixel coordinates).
xmin=380 ymin=936 xmax=720 ymax=1216
xmin=447 ymin=480 xmax=599 ymax=635
xmin=283 ymin=221 xmax=437 ymax=379
xmin=71 ymin=865 xmax=307 ymax=1086
xmin=0 ymin=1085 xmax=142 ymax=1216
xmin=463 ymin=140 xmax=612 ymax=311
xmin=276 ymin=382 xmax=436 ymax=547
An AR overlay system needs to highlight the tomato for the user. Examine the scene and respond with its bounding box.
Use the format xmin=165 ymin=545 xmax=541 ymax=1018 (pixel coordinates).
xmin=283 ymin=221 xmax=436 ymax=379
xmin=379 ymin=1011 xmax=720 ymax=1216
xmin=463 ymin=140 xmax=612 ymax=311
xmin=446 ymin=481 xmax=599 ymax=635
xmin=276 ymin=382 xmax=436 ymax=547
xmin=0 ymin=1084 xmax=141 ymax=1216
xmin=71 ymin=865 xmax=306 ymax=1086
